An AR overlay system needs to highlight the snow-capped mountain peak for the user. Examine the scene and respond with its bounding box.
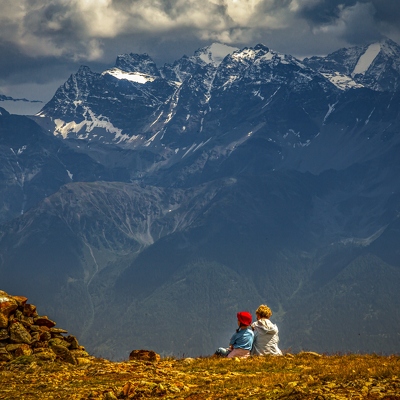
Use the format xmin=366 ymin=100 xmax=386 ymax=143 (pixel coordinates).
xmin=192 ymin=43 xmax=239 ymax=66
xmin=304 ymin=37 xmax=400 ymax=91
xmin=115 ymin=53 xmax=160 ymax=76
xmin=229 ymin=43 xmax=305 ymax=69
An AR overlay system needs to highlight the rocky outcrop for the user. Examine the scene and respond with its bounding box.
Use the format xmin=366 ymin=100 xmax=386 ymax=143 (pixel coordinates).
xmin=0 ymin=290 xmax=89 ymax=364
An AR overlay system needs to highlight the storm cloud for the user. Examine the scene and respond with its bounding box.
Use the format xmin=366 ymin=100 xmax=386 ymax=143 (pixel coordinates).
xmin=1 ymin=0 xmax=400 ymax=111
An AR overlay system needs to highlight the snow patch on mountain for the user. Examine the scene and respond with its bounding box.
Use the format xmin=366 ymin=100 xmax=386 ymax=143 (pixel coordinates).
xmin=323 ymin=102 xmax=338 ymax=125
xmin=102 ymin=68 xmax=156 ymax=84
xmin=352 ymin=43 xmax=381 ymax=77
xmin=321 ymin=72 xmax=364 ymax=90
xmin=17 ymin=145 xmax=27 ymax=155
xmin=54 ymin=106 xmax=130 ymax=143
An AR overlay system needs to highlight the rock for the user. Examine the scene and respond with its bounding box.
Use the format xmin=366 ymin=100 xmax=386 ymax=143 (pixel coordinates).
xmin=50 ymin=328 xmax=68 ymax=334
xmin=34 ymin=316 xmax=56 ymax=328
xmin=6 ymin=343 xmax=23 ymax=352
xmin=0 ymin=294 xmax=18 ymax=328
xmin=9 ymin=321 xmax=32 ymax=344
xmin=20 ymin=318 xmax=34 ymax=329
xmin=29 ymin=325 xmax=40 ymax=332
xmin=71 ymin=349 xmax=90 ymax=358
xmin=33 ymin=341 xmax=48 ymax=349
xmin=76 ymin=357 xmax=91 ymax=365
xmin=0 ymin=348 xmax=12 ymax=361
xmin=51 ymin=333 xmax=65 ymax=339
xmin=300 ymin=351 xmax=322 ymax=357
xmin=39 ymin=330 xmax=51 ymax=340
xmin=49 ymin=338 xmax=70 ymax=348
xmin=14 ymin=344 xmax=32 ymax=357
xmin=30 ymin=332 xmax=40 ymax=342
xmin=50 ymin=344 xmax=77 ymax=365
xmin=65 ymin=335 xmax=79 ymax=349
xmin=129 ymin=349 xmax=160 ymax=362
xmin=23 ymin=304 xmax=37 ymax=317
xmin=39 ymin=326 xmax=50 ymax=332
xmin=0 ymin=328 xmax=9 ymax=340
xmin=12 ymin=296 xmax=28 ymax=307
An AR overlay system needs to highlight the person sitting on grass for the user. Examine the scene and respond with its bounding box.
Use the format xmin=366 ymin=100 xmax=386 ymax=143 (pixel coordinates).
xmin=215 ymin=311 xmax=254 ymax=358
xmin=251 ymin=304 xmax=282 ymax=356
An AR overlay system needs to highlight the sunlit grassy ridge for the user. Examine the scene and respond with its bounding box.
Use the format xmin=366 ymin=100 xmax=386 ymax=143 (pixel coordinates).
xmin=0 ymin=353 xmax=399 ymax=399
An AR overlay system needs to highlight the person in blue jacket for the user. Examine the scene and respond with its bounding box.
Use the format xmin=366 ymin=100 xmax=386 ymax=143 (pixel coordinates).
xmin=215 ymin=311 xmax=254 ymax=358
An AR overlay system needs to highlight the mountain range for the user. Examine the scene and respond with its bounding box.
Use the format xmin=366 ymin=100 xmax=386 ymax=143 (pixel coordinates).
xmin=1 ymin=38 xmax=400 ymax=359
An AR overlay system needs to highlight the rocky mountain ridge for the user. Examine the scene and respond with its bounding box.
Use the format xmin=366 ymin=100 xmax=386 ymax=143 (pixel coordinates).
xmin=0 ymin=39 xmax=400 ymax=359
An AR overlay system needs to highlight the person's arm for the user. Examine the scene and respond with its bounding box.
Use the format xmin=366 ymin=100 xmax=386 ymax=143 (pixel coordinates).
xmin=229 ymin=331 xmax=238 ymax=348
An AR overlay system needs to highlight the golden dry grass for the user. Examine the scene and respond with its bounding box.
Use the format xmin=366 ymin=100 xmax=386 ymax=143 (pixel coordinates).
xmin=0 ymin=352 xmax=399 ymax=399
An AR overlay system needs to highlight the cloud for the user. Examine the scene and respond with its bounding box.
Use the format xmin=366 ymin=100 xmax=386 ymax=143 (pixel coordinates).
xmin=2 ymin=0 xmax=400 ymax=64
xmin=1 ymin=0 xmax=400 ymax=112
xmin=1 ymin=0 xmax=296 ymax=62
xmin=295 ymin=0 xmax=400 ymax=44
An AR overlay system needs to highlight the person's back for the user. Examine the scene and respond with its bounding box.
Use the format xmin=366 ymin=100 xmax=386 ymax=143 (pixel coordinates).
xmin=251 ymin=305 xmax=282 ymax=356
xmin=228 ymin=324 xmax=254 ymax=358
xmin=215 ymin=311 xmax=254 ymax=358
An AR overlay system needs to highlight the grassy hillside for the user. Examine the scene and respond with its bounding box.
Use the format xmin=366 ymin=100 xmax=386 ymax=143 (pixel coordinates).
xmin=1 ymin=352 xmax=399 ymax=399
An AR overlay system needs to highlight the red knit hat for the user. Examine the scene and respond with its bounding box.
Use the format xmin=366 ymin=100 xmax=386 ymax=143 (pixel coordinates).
xmin=237 ymin=311 xmax=252 ymax=326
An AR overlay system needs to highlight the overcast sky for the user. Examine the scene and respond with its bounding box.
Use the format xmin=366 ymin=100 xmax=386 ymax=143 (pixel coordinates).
xmin=1 ymin=0 xmax=400 ymax=114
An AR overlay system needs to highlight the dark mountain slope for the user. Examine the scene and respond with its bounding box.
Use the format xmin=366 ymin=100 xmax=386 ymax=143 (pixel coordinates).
xmin=0 ymin=108 xmax=127 ymax=224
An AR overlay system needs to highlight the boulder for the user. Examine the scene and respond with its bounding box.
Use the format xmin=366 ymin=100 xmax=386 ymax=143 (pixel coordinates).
xmin=34 ymin=316 xmax=56 ymax=328
xmin=129 ymin=349 xmax=160 ymax=362
xmin=50 ymin=345 xmax=77 ymax=365
xmin=9 ymin=321 xmax=32 ymax=344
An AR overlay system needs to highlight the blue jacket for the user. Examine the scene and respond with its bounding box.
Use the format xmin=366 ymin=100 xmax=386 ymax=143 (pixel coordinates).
xmin=229 ymin=327 xmax=254 ymax=350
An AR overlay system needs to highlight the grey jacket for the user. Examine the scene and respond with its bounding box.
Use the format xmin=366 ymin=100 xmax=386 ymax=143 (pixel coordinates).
xmin=251 ymin=318 xmax=282 ymax=356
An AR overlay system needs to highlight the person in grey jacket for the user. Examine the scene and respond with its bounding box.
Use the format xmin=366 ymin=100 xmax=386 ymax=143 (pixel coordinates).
xmin=251 ymin=304 xmax=282 ymax=356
